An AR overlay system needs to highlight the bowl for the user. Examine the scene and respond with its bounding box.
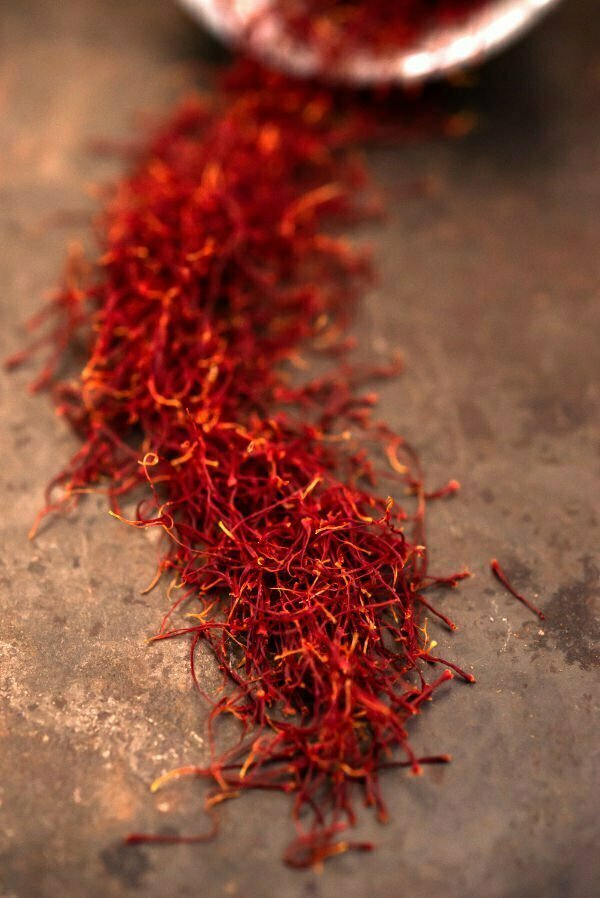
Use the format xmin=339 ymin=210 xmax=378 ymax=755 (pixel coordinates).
xmin=179 ymin=0 xmax=562 ymax=84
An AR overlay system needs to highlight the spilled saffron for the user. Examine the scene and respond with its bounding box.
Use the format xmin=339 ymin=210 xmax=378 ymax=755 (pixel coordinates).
xmin=491 ymin=559 xmax=545 ymax=621
xmin=9 ymin=61 xmax=486 ymax=866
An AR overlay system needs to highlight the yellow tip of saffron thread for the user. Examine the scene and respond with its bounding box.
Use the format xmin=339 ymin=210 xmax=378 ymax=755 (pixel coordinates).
xmin=150 ymin=766 xmax=198 ymax=793
xmin=218 ymin=520 xmax=236 ymax=540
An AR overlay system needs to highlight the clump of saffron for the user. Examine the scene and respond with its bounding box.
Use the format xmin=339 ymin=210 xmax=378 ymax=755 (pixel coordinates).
xmin=237 ymin=0 xmax=487 ymax=56
xmin=11 ymin=62 xmax=478 ymax=866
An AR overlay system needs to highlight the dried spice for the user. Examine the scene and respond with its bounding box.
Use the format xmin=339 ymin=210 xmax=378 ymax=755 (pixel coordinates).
xmin=491 ymin=559 xmax=545 ymax=621
xmin=10 ymin=62 xmax=478 ymax=866
xmin=242 ymin=0 xmax=486 ymax=56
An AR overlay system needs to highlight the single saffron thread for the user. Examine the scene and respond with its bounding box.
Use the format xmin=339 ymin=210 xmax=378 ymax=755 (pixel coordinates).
xmin=490 ymin=559 xmax=545 ymax=620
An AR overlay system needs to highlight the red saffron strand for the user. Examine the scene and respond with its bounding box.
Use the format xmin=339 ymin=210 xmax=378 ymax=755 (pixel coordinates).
xmin=12 ymin=61 xmax=475 ymax=866
xmin=490 ymin=558 xmax=545 ymax=620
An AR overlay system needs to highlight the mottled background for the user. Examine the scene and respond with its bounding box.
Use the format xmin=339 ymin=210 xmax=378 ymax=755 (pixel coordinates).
xmin=0 ymin=1 xmax=598 ymax=897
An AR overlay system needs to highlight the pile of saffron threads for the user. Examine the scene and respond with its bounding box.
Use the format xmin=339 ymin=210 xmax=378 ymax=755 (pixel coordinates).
xmin=234 ymin=0 xmax=487 ymax=55
xmin=11 ymin=62 xmax=480 ymax=867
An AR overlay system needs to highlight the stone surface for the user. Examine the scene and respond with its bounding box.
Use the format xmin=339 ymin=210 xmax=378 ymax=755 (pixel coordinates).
xmin=0 ymin=2 xmax=598 ymax=897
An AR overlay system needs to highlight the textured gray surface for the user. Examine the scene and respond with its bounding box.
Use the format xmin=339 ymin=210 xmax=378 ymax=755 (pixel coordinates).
xmin=1 ymin=2 xmax=598 ymax=897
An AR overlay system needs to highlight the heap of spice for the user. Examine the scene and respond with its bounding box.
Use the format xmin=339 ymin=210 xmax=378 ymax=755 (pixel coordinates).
xmin=10 ymin=61 xmax=476 ymax=866
xmin=12 ymin=36 xmax=545 ymax=864
xmin=239 ymin=0 xmax=487 ymax=55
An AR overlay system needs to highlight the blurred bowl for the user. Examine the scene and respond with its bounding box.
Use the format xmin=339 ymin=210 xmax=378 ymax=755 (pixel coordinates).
xmin=179 ymin=0 xmax=562 ymax=84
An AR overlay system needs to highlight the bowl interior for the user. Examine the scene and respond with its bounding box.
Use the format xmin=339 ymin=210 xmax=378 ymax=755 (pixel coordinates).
xmin=179 ymin=0 xmax=561 ymax=84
